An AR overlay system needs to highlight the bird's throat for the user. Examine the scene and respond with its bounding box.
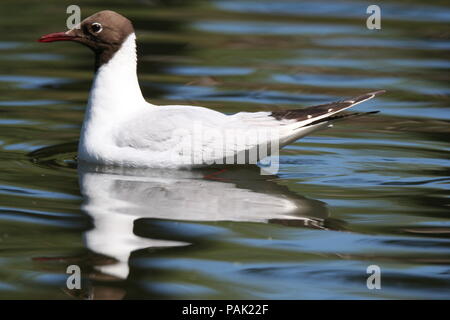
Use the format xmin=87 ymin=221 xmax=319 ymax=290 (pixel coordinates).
xmin=88 ymin=33 xmax=145 ymax=115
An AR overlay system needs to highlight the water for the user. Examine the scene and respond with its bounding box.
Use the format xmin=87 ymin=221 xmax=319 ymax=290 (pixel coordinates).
xmin=0 ymin=0 xmax=449 ymax=299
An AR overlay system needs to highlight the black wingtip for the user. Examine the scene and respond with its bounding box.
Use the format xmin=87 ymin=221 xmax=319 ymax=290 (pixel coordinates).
xmin=350 ymin=90 xmax=386 ymax=104
xmin=270 ymin=90 xmax=385 ymax=122
xmin=369 ymin=90 xmax=386 ymax=96
xmin=306 ymin=110 xmax=380 ymax=126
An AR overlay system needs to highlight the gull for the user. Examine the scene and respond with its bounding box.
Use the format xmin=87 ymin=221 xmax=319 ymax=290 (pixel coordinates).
xmin=38 ymin=10 xmax=385 ymax=168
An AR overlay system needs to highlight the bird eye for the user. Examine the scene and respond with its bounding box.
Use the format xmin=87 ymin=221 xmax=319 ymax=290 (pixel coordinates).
xmin=91 ymin=22 xmax=103 ymax=33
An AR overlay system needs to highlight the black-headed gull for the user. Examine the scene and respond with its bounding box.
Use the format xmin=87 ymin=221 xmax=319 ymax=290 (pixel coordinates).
xmin=39 ymin=10 xmax=385 ymax=168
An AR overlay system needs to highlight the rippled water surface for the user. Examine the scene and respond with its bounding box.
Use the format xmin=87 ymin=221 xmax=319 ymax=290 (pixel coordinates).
xmin=0 ymin=0 xmax=449 ymax=299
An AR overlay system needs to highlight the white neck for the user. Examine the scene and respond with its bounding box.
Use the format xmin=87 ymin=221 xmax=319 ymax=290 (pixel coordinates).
xmin=79 ymin=33 xmax=148 ymax=158
xmin=87 ymin=33 xmax=146 ymax=115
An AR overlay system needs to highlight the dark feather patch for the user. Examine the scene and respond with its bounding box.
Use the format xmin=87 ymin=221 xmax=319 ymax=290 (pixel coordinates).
xmin=305 ymin=111 xmax=380 ymax=127
xmin=270 ymin=90 xmax=385 ymax=122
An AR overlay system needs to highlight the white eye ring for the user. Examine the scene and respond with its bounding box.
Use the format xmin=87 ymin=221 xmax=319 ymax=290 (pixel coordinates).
xmin=91 ymin=22 xmax=103 ymax=33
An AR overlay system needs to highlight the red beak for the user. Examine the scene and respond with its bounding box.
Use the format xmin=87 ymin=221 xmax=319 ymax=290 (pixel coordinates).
xmin=38 ymin=32 xmax=76 ymax=43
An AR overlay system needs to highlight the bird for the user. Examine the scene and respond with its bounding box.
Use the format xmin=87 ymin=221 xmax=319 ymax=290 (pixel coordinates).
xmin=38 ymin=10 xmax=385 ymax=169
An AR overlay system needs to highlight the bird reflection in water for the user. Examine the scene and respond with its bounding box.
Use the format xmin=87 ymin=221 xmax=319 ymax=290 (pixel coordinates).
xmin=66 ymin=163 xmax=335 ymax=299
